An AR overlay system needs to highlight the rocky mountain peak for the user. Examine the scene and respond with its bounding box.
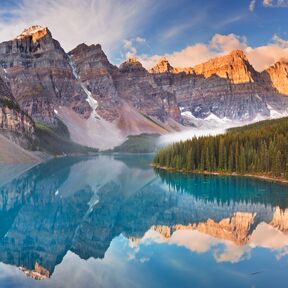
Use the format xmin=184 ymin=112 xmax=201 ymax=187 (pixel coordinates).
xmin=192 ymin=49 xmax=256 ymax=83
xmin=69 ymin=43 xmax=89 ymax=53
xmin=150 ymin=57 xmax=175 ymax=73
xmin=265 ymin=59 xmax=288 ymax=95
xmin=269 ymin=59 xmax=288 ymax=69
xmin=69 ymin=43 xmax=107 ymax=61
xmin=15 ymin=25 xmax=51 ymax=42
xmin=278 ymin=58 xmax=288 ymax=65
xmin=69 ymin=43 xmax=103 ymax=54
xmin=119 ymin=57 xmax=147 ymax=73
xmin=127 ymin=56 xmax=139 ymax=63
xmin=0 ymin=25 xmax=90 ymax=125
xmin=68 ymin=43 xmax=115 ymax=77
xmin=229 ymin=49 xmax=247 ymax=60
xmin=93 ymin=43 xmax=103 ymax=51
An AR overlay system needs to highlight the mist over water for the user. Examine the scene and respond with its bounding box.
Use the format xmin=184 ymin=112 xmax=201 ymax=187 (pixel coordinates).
xmin=158 ymin=111 xmax=288 ymax=145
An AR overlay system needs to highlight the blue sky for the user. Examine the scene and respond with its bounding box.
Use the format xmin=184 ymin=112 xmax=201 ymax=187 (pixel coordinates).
xmin=138 ymin=0 xmax=287 ymax=53
xmin=0 ymin=0 xmax=288 ymax=70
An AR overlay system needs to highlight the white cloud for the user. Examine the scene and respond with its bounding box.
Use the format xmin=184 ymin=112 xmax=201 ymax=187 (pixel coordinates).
xmin=215 ymin=14 xmax=246 ymax=29
xmin=123 ymin=40 xmax=134 ymax=51
xmin=138 ymin=33 xmax=288 ymax=72
xmin=139 ymin=33 xmax=248 ymax=69
xmin=272 ymin=34 xmax=288 ymax=47
xmin=135 ymin=36 xmax=146 ymax=44
xmin=161 ymin=43 xmax=215 ymax=68
xmin=249 ymin=0 xmax=257 ymax=11
xmin=160 ymin=12 xmax=207 ymax=41
xmin=134 ymin=215 xmax=288 ymax=264
xmin=263 ymin=0 xmax=288 ymax=7
xmin=161 ymin=22 xmax=195 ymax=41
xmin=0 ymin=0 xmax=154 ymax=54
xmin=249 ymin=0 xmax=288 ymax=11
xmin=263 ymin=0 xmax=272 ymax=6
xmin=122 ymin=36 xmax=147 ymax=59
xmin=167 ymin=229 xmax=250 ymax=264
xmin=123 ymin=39 xmax=137 ymax=59
xmin=210 ymin=34 xmax=248 ymax=52
xmin=246 ymin=35 xmax=288 ymax=70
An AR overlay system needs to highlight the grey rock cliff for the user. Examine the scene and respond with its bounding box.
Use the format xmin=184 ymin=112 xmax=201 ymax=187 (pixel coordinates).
xmin=0 ymin=75 xmax=34 ymax=148
xmin=0 ymin=26 xmax=90 ymax=126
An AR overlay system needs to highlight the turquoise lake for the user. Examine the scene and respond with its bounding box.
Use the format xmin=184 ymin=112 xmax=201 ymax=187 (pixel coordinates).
xmin=0 ymin=155 xmax=287 ymax=288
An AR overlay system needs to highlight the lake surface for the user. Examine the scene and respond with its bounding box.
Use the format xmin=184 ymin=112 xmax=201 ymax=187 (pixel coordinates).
xmin=0 ymin=155 xmax=287 ymax=288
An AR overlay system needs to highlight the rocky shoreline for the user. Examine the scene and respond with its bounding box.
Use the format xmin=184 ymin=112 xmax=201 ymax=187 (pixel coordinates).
xmin=152 ymin=164 xmax=288 ymax=185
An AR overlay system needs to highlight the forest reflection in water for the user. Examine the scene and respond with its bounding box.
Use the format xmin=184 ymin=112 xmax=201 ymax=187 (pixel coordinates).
xmin=0 ymin=155 xmax=287 ymax=288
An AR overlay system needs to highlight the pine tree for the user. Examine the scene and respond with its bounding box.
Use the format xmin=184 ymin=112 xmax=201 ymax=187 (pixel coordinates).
xmin=218 ymin=138 xmax=225 ymax=170
xmin=186 ymin=149 xmax=193 ymax=171
xmin=228 ymin=147 xmax=234 ymax=172
xmin=272 ymin=150 xmax=282 ymax=177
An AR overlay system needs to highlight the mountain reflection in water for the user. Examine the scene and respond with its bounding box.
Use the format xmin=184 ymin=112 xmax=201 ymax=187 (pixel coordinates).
xmin=0 ymin=155 xmax=287 ymax=288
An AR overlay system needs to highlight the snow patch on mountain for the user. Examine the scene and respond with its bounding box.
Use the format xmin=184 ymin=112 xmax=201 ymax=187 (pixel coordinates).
xmin=267 ymin=105 xmax=288 ymax=119
xmin=160 ymin=112 xmax=240 ymax=145
xmin=60 ymin=58 xmax=125 ymax=150
xmin=83 ymin=85 xmax=99 ymax=119
xmin=68 ymin=56 xmax=101 ymax=119
xmin=3 ymin=68 xmax=8 ymax=80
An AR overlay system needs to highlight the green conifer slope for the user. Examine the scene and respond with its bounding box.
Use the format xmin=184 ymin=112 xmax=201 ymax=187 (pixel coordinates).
xmin=153 ymin=117 xmax=288 ymax=181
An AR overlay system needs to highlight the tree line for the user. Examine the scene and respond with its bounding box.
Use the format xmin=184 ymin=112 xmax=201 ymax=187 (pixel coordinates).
xmin=153 ymin=117 xmax=288 ymax=179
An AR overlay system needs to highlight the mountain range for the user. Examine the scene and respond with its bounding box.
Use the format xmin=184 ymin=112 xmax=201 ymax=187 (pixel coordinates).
xmin=1 ymin=25 xmax=288 ymax=159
